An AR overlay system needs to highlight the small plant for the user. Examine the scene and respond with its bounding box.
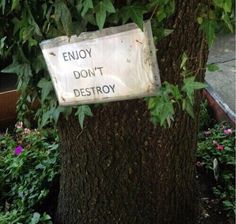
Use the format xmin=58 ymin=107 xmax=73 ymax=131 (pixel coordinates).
xmin=197 ymin=122 xmax=235 ymax=218
xmin=199 ymin=100 xmax=211 ymax=131
xmin=0 ymin=123 xmax=59 ymax=223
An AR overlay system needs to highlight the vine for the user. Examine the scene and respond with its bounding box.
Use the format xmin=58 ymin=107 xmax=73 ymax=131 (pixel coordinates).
xmin=0 ymin=0 xmax=234 ymax=128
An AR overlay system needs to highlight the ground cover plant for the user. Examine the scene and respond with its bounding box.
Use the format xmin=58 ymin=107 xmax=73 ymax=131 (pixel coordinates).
xmin=0 ymin=123 xmax=59 ymax=224
xmin=197 ymin=110 xmax=235 ymax=223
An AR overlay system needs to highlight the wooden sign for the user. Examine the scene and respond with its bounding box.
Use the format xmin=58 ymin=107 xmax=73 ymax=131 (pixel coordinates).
xmin=40 ymin=21 xmax=161 ymax=106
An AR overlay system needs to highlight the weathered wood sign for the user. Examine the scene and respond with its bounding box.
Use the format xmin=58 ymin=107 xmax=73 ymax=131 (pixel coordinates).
xmin=40 ymin=21 xmax=161 ymax=106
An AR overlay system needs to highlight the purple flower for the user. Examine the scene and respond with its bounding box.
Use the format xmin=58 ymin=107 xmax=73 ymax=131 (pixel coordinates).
xmin=14 ymin=146 xmax=23 ymax=155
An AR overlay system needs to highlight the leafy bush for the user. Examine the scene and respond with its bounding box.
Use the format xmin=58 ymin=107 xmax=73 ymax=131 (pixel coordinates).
xmin=0 ymin=123 xmax=59 ymax=223
xmin=197 ymin=123 xmax=235 ymax=218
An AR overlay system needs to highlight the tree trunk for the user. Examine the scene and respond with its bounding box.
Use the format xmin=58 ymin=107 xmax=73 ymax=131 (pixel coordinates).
xmin=55 ymin=0 xmax=209 ymax=223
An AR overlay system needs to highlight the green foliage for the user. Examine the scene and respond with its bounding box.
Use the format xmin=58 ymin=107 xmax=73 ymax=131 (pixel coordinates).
xmin=75 ymin=105 xmax=93 ymax=128
xmin=0 ymin=124 xmax=59 ymax=223
xmin=0 ymin=0 xmax=157 ymax=129
xmin=199 ymin=100 xmax=211 ymax=131
xmin=148 ymin=53 xmax=206 ymax=127
xmin=0 ymin=0 xmax=234 ymax=128
xmin=198 ymin=0 xmax=235 ymax=46
xmin=207 ymin=63 xmax=220 ymax=72
xmin=120 ymin=4 xmax=147 ymax=30
xmin=197 ymin=123 xmax=236 ymax=218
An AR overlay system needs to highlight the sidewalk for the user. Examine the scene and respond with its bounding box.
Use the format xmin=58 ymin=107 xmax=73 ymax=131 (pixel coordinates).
xmin=205 ymin=33 xmax=236 ymax=124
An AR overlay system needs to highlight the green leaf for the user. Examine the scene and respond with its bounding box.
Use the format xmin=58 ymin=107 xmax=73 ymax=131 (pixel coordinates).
xmin=182 ymin=99 xmax=194 ymax=118
xmin=171 ymin=85 xmax=182 ymax=100
xmin=40 ymin=213 xmax=52 ymax=221
xmin=121 ymin=5 xmax=146 ymax=30
xmin=222 ymin=13 xmax=234 ymax=32
xmin=96 ymin=1 xmax=106 ymax=30
xmin=0 ymin=0 xmax=6 ymax=14
xmin=223 ymin=0 xmax=232 ymax=13
xmin=81 ymin=0 xmax=93 ymax=17
xmin=182 ymin=76 xmax=206 ymax=104
xmin=180 ymin=52 xmax=188 ymax=70
xmin=40 ymin=110 xmax=52 ymax=128
xmin=30 ymin=212 xmax=40 ymax=224
xmin=223 ymin=200 xmax=233 ymax=208
xmin=51 ymin=106 xmax=66 ymax=124
xmin=200 ymin=19 xmax=216 ymax=46
xmin=54 ymin=1 xmax=72 ymax=35
xmin=11 ymin=0 xmax=19 ymax=11
xmin=1 ymin=62 xmax=22 ymax=74
xmin=197 ymin=17 xmax=203 ymax=24
xmin=164 ymin=29 xmax=174 ymax=37
xmin=183 ymin=77 xmax=206 ymax=90
xmin=75 ymin=105 xmax=93 ymax=128
xmin=103 ymin=0 xmax=115 ymax=13
xmin=207 ymin=63 xmax=219 ymax=72
xmin=213 ymin=0 xmax=224 ymax=8
xmin=37 ymin=78 xmax=53 ymax=102
xmin=159 ymin=101 xmax=174 ymax=126
xmin=128 ymin=6 xmax=144 ymax=30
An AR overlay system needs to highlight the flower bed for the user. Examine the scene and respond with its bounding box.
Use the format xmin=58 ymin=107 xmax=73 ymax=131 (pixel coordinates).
xmin=0 ymin=123 xmax=59 ymax=223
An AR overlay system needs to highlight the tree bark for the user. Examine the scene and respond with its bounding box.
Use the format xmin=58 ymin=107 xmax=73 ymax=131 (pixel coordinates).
xmin=55 ymin=0 xmax=209 ymax=223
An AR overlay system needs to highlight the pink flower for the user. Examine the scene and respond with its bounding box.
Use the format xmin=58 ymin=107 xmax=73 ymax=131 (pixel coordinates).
xmin=215 ymin=144 xmax=224 ymax=151
xmin=14 ymin=146 xmax=23 ymax=155
xmin=224 ymin=129 xmax=232 ymax=135
xmin=15 ymin=122 xmax=23 ymax=129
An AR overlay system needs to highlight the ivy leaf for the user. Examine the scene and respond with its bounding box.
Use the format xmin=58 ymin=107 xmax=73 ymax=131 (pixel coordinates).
xmin=121 ymin=5 xmax=146 ymax=30
xmin=11 ymin=0 xmax=20 ymax=11
xmin=75 ymin=105 xmax=93 ymax=128
xmin=51 ymin=106 xmax=66 ymax=124
xmin=81 ymin=0 xmax=93 ymax=17
xmin=213 ymin=0 xmax=224 ymax=8
xmin=0 ymin=0 xmax=6 ymax=14
xmin=103 ymin=0 xmax=115 ymax=13
xmin=223 ymin=0 xmax=232 ymax=13
xmin=182 ymin=76 xmax=206 ymax=104
xmin=1 ymin=61 xmax=22 ymax=74
xmin=222 ymin=200 xmax=234 ymax=208
xmin=180 ymin=52 xmax=188 ymax=70
xmin=158 ymin=100 xmax=174 ymax=126
xmin=222 ymin=13 xmax=234 ymax=32
xmin=54 ymin=1 xmax=72 ymax=35
xmin=96 ymin=1 xmax=106 ymax=30
xmin=32 ymin=54 xmax=45 ymax=74
xmin=207 ymin=63 xmax=219 ymax=72
xmin=30 ymin=212 xmax=40 ymax=224
xmin=200 ymin=19 xmax=216 ymax=46
xmin=37 ymin=78 xmax=53 ymax=103
xmin=164 ymin=29 xmax=174 ymax=37
xmin=182 ymin=98 xmax=194 ymax=118
xmin=1 ymin=58 xmax=32 ymax=82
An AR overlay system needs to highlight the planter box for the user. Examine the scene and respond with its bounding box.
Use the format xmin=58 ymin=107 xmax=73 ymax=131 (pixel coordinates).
xmin=0 ymin=90 xmax=19 ymax=128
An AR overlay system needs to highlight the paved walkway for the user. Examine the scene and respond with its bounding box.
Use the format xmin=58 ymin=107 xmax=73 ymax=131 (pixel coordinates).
xmin=205 ymin=33 xmax=236 ymax=123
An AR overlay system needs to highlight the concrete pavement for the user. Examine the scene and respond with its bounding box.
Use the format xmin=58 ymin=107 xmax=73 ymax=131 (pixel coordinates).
xmin=205 ymin=33 xmax=236 ymax=124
